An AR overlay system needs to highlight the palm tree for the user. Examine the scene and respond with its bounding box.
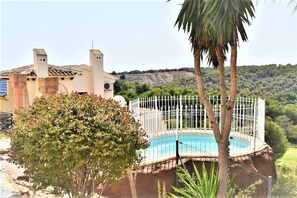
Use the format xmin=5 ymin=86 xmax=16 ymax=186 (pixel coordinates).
xmin=171 ymin=0 xmax=255 ymax=196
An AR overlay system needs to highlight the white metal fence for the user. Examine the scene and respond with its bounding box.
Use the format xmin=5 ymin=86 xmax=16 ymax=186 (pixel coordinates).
xmin=129 ymin=96 xmax=266 ymax=164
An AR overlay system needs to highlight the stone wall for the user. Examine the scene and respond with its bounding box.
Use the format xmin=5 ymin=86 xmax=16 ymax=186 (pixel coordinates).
xmin=0 ymin=112 xmax=13 ymax=133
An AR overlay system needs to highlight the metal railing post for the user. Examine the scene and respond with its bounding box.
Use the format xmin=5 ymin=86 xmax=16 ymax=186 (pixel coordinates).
xmin=155 ymin=96 xmax=158 ymax=132
xmin=268 ymin=176 xmax=272 ymax=198
xmin=253 ymin=99 xmax=257 ymax=151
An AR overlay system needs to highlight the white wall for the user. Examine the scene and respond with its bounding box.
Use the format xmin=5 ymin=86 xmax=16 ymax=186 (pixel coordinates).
xmin=72 ymin=69 xmax=92 ymax=94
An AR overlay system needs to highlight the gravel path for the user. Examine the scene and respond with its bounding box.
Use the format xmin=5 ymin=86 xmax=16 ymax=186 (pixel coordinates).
xmin=0 ymin=138 xmax=61 ymax=198
xmin=0 ymin=138 xmax=101 ymax=198
xmin=0 ymin=138 xmax=27 ymax=198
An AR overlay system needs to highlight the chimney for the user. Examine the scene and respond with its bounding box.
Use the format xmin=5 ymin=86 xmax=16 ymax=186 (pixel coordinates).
xmin=33 ymin=48 xmax=48 ymax=77
xmin=90 ymin=49 xmax=104 ymax=96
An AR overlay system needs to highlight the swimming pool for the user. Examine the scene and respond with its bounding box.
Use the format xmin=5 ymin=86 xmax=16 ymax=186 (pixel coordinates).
xmin=142 ymin=133 xmax=250 ymax=161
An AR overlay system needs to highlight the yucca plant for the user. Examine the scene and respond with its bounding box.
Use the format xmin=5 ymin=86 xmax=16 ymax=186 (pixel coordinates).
xmin=170 ymin=162 xmax=235 ymax=198
xmin=170 ymin=162 xmax=218 ymax=198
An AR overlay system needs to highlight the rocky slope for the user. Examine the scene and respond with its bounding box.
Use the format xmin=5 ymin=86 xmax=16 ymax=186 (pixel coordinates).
xmin=119 ymin=71 xmax=195 ymax=86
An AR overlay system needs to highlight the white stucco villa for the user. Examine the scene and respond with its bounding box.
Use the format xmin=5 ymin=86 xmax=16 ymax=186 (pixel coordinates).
xmin=0 ymin=48 xmax=118 ymax=112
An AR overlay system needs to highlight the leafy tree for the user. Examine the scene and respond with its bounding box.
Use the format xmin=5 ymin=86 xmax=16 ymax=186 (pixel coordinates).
xmin=265 ymin=118 xmax=288 ymax=158
xmin=10 ymin=93 xmax=148 ymax=197
xmin=238 ymin=88 xmax=251 ymax=98
xmin=275 ymin=115 xmax=292 ymax=127
xmin=140 ymin=88 xmax=171 ymax=98
xmin=120 ymin=73 xmax=126 ymax=80
xmin=265 ymin=100 xmax=284 ymax=120
xmin=136 ymin=83 xmax=150 ymax=95
xmin=273 ymin=92 xmax=297 ymax=104
xmin=287 ymin=125 xmax=297 ymax=143
xmin=120 ymin=89 xmax=138 ymax=101
xmin=170 ymin=0 xmax=255 ymax=196
xmin=275 ymin=115 xmax=293 ymax=136
xmin=284 ymin=104 xmax=297 ymax=124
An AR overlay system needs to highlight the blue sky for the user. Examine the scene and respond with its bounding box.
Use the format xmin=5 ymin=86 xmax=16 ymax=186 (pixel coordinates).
xmin=1 ymin=0 xmax=297 ymax=73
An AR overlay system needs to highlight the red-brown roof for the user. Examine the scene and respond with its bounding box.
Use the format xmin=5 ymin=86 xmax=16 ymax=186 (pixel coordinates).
xmin=0 ymin=65 xmax=81 ymax=77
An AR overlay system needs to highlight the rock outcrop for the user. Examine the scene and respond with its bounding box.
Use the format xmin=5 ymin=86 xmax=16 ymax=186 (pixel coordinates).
xmin=119 ymin=71 xmax=195 ymax=86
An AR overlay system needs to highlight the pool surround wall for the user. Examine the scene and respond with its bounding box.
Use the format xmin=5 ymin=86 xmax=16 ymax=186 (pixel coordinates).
xmin=102 ymin=145 xmax=276 ymax=198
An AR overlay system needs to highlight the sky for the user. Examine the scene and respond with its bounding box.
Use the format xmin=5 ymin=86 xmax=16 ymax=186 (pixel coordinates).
xmin=1 ymin=0 xmax=297 ymax=73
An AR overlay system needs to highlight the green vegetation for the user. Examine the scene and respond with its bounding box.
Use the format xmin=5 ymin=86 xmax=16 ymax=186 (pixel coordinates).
xmin=265 ymin=95 xmax=297 ymax=155
xmin=114 ymin=80 xmax=197 ymax=101
xmin=162 ymin=64 xmax=297 ymax=99
xmin=157 ymin=163 xmax=262 ymax=198
xmin=171 ymin=163 xmax=220 ymax=198
xmin=170 ymin=163 xmax=236 ymax=198
xmin=273 ymin=144 xmax=297 ymax=197
xmin=115 ymin=64 xmax=297 ymax=101
xmin=265 ymin=118 xmax=288 ymax=158
xmin=10 ymin=93 xmax=148 ymax=197
xmin=157 ymin=181 xmax=168 ymax=198
xmin=276 ymin=144 xmax=297 ymax=170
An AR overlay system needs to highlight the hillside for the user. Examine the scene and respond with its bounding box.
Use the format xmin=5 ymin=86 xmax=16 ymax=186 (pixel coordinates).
xmin=117 ymin=69 xmax=195 ymax=86
xmin=117 ymin=64 xmax=297 ymax=99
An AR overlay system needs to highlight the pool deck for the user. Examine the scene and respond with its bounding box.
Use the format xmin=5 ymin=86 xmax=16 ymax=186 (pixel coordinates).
xmin=138 ymin=143 xmax=270 ymax=173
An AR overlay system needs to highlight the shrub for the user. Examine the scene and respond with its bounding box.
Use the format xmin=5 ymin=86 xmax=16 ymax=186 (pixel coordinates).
xmin=10 ymin=93 xmax=148 ymax=197
xmin=265 ymin=118 xmax=288 ymax=158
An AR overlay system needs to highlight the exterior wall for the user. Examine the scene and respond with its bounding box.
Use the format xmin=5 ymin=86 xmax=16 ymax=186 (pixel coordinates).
xmin=57 ymin=78 xmax=74 ymax=94
xmin=0 ymin=97 xmax=13 ymax=112
xmin=26 ymin=79 xmax=38 ymax=105
xmin=72 ymin=69 xmax=92 ymax=94
xmin=104 ymin=90 xmax=113 ymax=99
xmin=38 ymin=77 xmax=59 ymax=96
xmin=9 ymin=74 xmax=27 ymax=110
xmin=0 ymin=80 xmax=14 ymax=112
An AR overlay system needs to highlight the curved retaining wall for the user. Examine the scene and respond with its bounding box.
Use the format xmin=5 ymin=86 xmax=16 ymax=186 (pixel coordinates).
xmin=102 ymin=145 xmax=276 ymax=198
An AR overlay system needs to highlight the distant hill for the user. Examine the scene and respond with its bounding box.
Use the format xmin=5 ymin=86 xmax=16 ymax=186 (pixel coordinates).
xmin=116 ymin=64 xmax=297 ymax=99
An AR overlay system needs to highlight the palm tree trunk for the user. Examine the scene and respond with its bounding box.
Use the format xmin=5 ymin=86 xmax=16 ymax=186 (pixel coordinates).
xmin=218 ymin=141 xmax=229 ymax=197
xmin=217 ymin=23 xmax=239 ymax=198
xmin=216 ymin=47 xmax=227 ymax=134
xmin=193 ymin=47 xmax=221 ymax=143
xmin=216 ymin=46 xmax=229 ymax=198
xmin=222 ymin=25 xmax=238 ymax=142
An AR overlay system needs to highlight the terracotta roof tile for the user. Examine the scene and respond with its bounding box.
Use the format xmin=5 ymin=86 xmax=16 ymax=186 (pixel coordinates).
xmin=0 ymin=65 xmax=81 ymax=77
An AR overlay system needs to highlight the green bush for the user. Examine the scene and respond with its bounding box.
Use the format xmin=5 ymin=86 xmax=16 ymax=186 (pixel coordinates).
xmin=10 ymin=93 xmax=148 ymax=197
xmin=272 ymin=169 xmax=297 ymax=197
xmin=265 ymin=118 xmax=288 ymax=158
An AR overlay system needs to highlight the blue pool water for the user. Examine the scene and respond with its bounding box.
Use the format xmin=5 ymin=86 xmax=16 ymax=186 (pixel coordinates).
xmin=143 ymin=133 xmax=250 ymax=161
